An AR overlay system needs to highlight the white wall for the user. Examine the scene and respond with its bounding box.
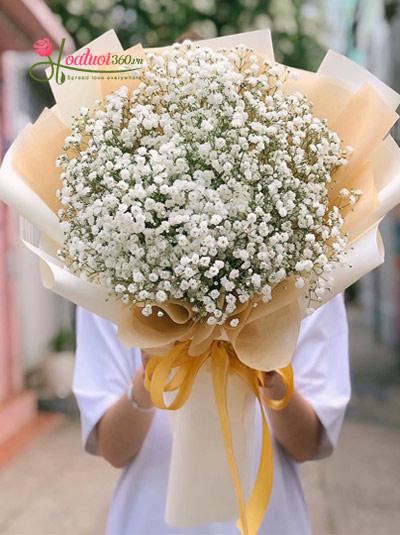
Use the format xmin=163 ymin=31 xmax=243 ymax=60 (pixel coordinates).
xmin=15 ymin=236 xmax=74 ymax=371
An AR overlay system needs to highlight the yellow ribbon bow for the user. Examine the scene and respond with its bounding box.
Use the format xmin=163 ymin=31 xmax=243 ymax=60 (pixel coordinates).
xmin=144 ymin=339 xmax=294 ymax=535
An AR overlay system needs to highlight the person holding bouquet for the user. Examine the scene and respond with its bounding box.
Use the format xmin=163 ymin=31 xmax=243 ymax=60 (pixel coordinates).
xmin=72 ymin=292 xmax=350 ymax=534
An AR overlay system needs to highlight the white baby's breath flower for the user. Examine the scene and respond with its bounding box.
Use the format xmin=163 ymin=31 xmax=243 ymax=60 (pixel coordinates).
xmin=57 ymin=42 xmax=353 ymax=326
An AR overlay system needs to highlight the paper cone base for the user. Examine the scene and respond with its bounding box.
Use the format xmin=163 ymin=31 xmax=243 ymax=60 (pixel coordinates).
xmin=165 ymin=361 xmax=257 ymax=526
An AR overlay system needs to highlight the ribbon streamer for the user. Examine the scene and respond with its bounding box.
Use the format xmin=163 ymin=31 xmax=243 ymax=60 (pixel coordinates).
xmin=144 ymin=340 xmax=293 ymax=535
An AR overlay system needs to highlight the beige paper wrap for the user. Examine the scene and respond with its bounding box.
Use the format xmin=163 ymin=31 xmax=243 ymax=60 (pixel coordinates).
xmin=165 ymin=360 xmax=256 ymax=526
xmin=0 ymin=28 xmax=400 ymax=530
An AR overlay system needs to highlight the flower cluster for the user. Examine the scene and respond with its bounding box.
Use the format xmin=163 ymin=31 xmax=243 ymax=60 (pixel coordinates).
xmin=57 ymin=41 xmax=353 ymax=325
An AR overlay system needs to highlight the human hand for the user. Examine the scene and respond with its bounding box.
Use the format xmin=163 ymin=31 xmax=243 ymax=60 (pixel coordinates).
xmin=129 ymin=350 xmax=154 ymax=409
xmin=141 ymin=349 xmax=152 ymax=370
xmin=260 ymin=371 xmax=288 ymax=401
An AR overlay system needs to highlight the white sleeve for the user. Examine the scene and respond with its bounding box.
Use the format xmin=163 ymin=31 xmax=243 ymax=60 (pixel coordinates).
xmin=292 ymin=293 xmax=351 ymax=460
xmin=72 ymin=307 xmax=141 ymax=455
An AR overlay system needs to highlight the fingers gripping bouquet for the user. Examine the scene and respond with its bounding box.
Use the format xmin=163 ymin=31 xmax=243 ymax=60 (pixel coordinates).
xmin=1 ymin=29 xmax=400 ymax=534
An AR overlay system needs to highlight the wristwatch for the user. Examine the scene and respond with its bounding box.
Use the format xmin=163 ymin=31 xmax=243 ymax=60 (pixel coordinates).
xmin=127 ymin=383 xmax=155 ymax=413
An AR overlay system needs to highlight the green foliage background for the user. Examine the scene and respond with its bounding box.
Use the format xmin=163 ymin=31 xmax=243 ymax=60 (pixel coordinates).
xmin=47 ymin=0 xmax=327 ymax=70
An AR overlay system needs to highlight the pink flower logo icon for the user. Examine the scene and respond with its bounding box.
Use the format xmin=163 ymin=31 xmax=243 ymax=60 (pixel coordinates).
xmin=33 ymin=38 xmax=53 ymax=57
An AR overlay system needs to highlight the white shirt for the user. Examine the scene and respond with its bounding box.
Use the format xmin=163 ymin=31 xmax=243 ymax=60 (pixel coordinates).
xmin=73 ymin=294 xmax=350 ymax=535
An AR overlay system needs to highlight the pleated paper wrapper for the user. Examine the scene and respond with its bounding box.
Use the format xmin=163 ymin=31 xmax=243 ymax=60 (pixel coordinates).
xmin=1 ymin=29 xmax=400 ymax=528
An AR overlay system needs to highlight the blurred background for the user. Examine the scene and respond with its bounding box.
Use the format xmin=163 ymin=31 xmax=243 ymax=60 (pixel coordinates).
xmin=0 ymin=0 xmax=399 ymax=533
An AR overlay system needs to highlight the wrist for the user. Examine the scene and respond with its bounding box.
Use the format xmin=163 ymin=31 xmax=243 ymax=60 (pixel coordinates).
xmin=130 ymin=367 xmax=154 ymax=410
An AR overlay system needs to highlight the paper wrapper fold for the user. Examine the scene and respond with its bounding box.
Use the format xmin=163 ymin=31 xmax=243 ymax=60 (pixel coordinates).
xmin=0 ymin=28 xmax=400 ymax=531
xmin=321 ymin=224 xmax=384 ymax=303
xmin=118 ymin=278 xmax=302 ymax=373
xmin=0 ymin=144 xmax=63 ymax=246
xmin=318 ymin=49 xmax=400 ymax=109
xmin=24 ymin=236 xmax=124 ymax=324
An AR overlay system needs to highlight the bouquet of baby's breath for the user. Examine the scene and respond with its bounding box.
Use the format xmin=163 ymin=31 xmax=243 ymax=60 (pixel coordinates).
xmin=2 ymin=29 xmax=398 ymax=534
xmin=57 ymin=41 xmax=356 ymax=327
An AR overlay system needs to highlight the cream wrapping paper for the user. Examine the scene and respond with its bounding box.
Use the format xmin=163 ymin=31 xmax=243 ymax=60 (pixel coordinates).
xmin=25 ymin=237 xmax=123 ymax=324
xmin=165 ymin=360 xmax=256 ymax=526
xmin=47 ymin=30 xmax=124 ymax=126
xmin=0 ymin=28 xmax=399 ymax=530
xmin=117 ymin=278 xmax=301 ymax=372
xmin=375 ymin=137 xmax=400 ymax=216
xmin=319 ymin=223 xmax=384 ymax=302
xmin=318 ymin=49 xmax=400 ymax=109
xmin=0 ymin=143 xmax=63 ymax=246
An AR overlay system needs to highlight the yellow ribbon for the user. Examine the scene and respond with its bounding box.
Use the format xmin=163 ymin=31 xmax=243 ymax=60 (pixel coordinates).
xmin=144 ymin=340 xmax=293 ymax=535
